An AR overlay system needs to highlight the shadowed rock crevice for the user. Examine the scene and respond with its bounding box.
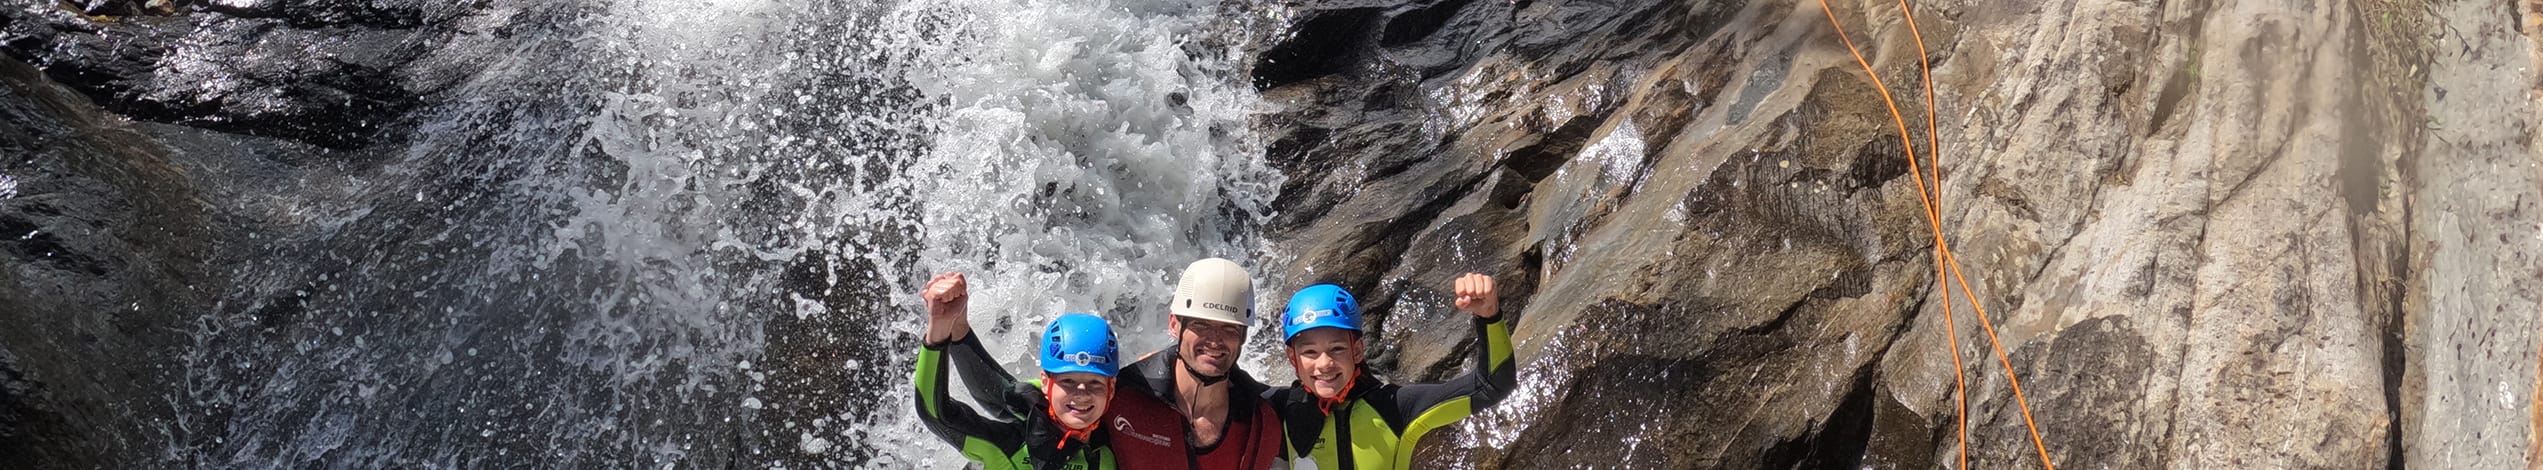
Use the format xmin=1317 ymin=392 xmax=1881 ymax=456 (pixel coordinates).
xmin=1254 ymin=7 xmax=1385 ymax=90
xmin=1380 ymin=0 xmax=1475 ymax=47
xmin=1783 ymin=367 xmax=1878 ymax=469
xmin=1502 ymin=116 xmax=1598 ymax=182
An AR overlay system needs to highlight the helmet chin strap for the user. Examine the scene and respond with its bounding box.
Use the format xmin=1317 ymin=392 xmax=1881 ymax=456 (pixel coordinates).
xmin=1183 ymin=360 xmax=1231 ymax=386
xmin=1288 ymin=354 xmax=1355 ymax=415
xmin=1172 ymin=339 xmax=1231 ymax=386
xmin=1045 ymin=374 xmax=1112 ymax=450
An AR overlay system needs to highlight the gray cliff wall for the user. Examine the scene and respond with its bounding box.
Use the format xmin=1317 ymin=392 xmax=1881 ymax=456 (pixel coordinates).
xmin=1248 ymin=0 xmax=2541 ymax=467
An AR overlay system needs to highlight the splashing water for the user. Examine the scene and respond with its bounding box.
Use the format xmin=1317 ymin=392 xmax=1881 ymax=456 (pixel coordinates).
xmin=896 ymin=0 xmax=1283 ymax=362
xmin=169 ymin=0 xmax=1278 ymax=467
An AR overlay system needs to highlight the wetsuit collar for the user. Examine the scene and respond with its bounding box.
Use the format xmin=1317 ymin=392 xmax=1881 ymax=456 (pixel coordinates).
xmin=1128 ymin=348 xmax=1265 ymax=409
xmin=1043 ymin=374 xmax=1114 ymax=450
xmin=1024 ymin=392 xmax=1106 ymax=458
xmin=1294 ymin=369 xmax=1380 ymax=415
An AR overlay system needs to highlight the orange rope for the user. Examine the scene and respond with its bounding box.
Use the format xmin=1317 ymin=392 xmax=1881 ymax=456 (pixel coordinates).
xmin=1938 ymin=241 xmax=1971 ymax=469
xmin=1944 ymin=251 xmax=2054 ymax=469
xmin=1812 ymin=0 xmax=2055 ymax=468
xmin=1889 ymin=1 xmax=1967 ymax=467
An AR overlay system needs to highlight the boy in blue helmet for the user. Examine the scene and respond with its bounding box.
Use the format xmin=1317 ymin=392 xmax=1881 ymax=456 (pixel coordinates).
xmin=914 ymin=272 xmax=1122 ymax=469
xmin=1268 ymin=273 xmax=1517 ymax=469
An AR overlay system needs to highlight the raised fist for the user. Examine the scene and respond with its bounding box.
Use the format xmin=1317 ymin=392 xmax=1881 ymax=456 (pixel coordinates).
xmin=922 ymin=272 xmax=971 ymax=343
xmin=1452 ymin=273 xmax=1499 ymax=320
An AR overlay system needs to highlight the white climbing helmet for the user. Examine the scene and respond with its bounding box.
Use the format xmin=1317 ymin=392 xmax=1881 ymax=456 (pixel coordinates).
xmin=1169 ymin=258 xmax=1254 ymax=327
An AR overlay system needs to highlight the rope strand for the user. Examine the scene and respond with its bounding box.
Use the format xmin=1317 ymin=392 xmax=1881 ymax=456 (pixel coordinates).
xmin=1889 ymin=1 xmax=1969 ymax=467
xmin=1811 ymin=1 xmax=2054 ymax=467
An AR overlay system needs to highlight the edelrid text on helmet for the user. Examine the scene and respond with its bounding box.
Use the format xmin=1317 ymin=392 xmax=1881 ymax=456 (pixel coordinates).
xmin=1039 ymin=313 xmax=1120 ymax=377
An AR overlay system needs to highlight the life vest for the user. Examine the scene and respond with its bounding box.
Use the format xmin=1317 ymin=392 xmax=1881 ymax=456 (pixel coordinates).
xmin=1104 ymin=388 xmax=1190 ymax=465
xmin=1107 ymin=349 xmax=1286 ymax=470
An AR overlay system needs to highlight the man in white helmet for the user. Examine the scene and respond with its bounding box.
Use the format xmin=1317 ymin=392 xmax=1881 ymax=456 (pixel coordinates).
xmin=1104 ymin=258 xmax=1285 ymax=469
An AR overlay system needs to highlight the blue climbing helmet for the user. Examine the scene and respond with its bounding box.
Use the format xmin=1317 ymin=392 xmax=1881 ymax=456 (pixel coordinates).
xmin=1281 ymin=284 xmax=1362 ymax=342
xmin=1039 ymin=313 xmax=1120 ymax=377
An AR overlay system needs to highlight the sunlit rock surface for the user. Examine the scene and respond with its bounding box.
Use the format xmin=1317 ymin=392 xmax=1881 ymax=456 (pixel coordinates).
xmin=1250 ymin=0 xmax=2541 ymax=467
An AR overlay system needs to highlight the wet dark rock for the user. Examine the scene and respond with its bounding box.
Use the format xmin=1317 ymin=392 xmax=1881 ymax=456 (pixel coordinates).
xmin=2 ymin=0 xmax=481 ymax=148
xmin=193 ymin=0 xmax=433 ymax=28
xmin=0 ymin=25 xmax=427 ymax=460
xmin=1253 ymin=7 xmax=1382 ymax=90
xmin=0 ymin=55 xmax=208 ymax=468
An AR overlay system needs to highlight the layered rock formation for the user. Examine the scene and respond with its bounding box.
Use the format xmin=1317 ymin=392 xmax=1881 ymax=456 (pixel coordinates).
xmin=1249 ymin=0 xmax=2542 ymax=467
xmin=6 ymin=0 xmax=527 ymax=148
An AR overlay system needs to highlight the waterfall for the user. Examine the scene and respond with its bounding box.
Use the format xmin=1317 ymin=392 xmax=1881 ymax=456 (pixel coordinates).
xmin=171 ymin=0 xmax=1280 ymax=466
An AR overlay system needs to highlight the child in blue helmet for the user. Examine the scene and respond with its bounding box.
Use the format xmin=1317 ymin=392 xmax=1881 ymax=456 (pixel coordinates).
xmin=914 ymin=272 xmax=1122 ymax=469
xmin=1268 ymin=273 xmax=1517 ymax=469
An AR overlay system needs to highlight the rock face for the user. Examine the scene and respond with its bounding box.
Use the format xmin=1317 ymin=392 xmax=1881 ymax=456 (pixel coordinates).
xmin=0 ymin=48 xmax=388 ymax=466
xmin=0 ymin=55 xmax=205 ymax=467
xmin=1249 ymin=0 xmax=2541 ymax=468
xmin=2403 ymin=1 xmax=2543 ymax=468
xmin=1 ymin=2 xmax=625 ymax=466
xmin=3 ymin=0 xmax=522 ymax=148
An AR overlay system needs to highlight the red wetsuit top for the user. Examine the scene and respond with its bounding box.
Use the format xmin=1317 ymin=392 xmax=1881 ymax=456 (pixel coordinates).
xmin=1105 ymin=349 xmax=1285 ymax=470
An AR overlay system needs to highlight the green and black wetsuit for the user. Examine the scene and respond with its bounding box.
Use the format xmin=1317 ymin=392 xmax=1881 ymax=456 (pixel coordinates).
xmin=1267 ymin=315 xmax=1517 ymax=470
xmin=914 ymin=335 xmax=1115 ymax=470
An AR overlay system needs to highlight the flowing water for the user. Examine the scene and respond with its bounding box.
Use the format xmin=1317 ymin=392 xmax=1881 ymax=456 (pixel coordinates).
xmin=169 ymin=0 xmax=1282 ymax=466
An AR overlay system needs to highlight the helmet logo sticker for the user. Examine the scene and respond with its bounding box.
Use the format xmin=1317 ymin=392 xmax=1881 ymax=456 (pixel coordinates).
xmin=1292 ymin=308 xmax=1338 ymax=326
xmin=1065 ymin=351 xmax=1107 ymax=366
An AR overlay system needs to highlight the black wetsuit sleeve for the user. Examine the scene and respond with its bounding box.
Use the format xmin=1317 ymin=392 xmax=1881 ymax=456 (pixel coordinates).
xmin=1270 ymin=387 xmax=1325 ymax=460
xmin=913 ymin=342 xmax=1029 ymax=455
xmin=946 ymin=334 xmax=1032 ymax=419
xmin=1383 ymin=315 xmax=1519 ymax=421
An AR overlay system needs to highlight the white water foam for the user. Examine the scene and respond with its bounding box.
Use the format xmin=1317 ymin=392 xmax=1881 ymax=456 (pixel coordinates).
xmin=847 ymin=0 xmax=1282 ymax=464
xmin=576 ymin=0 xmax=1282 ymax=465
xmin=897 ymin=0 xmax=1278 ymax=354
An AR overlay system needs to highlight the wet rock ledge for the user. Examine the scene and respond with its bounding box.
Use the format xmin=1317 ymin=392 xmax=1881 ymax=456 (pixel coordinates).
xmin=6 ymin=0 xmax=509 ymax=148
